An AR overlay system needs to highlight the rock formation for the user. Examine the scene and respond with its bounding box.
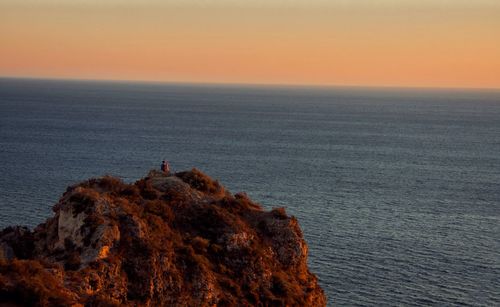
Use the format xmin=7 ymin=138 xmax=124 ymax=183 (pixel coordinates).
xmin=0 ymin=169 xmax=326 ymax=306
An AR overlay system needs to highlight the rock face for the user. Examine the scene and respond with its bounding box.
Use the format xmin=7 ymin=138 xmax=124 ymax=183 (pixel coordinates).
xmin=0 ymin=169 xmax=326 ymax=306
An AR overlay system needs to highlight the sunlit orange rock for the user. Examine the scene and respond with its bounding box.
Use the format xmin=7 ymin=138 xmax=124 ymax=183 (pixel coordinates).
xmin=0 ymin=169 xmax=326 ymax=306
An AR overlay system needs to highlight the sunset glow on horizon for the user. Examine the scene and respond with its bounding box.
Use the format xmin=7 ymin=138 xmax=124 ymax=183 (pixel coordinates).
xmin=1 ymin=0 xmax=499 ymax=89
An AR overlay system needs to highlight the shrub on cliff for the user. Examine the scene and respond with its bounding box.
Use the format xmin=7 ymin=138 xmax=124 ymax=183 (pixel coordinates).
xmin=175 ymin=168 xmax=224 ymax=195
xmin=0 ymin=259 xmax=79 ymax=306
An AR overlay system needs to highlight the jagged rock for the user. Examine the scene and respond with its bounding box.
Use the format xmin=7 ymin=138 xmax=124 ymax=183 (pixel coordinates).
xmin=0 ymin=168 xmax=326 ymax=306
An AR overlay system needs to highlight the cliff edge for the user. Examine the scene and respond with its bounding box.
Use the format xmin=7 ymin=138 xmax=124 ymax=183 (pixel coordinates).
xmin=0 ymin=169 xmax=326 ymax=306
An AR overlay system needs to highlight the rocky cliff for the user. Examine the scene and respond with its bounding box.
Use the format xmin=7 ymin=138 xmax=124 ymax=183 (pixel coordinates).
xmin=0 ymin=169 xmax=326 ymax=306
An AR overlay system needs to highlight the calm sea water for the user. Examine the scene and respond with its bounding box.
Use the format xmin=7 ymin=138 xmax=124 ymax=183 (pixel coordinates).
xmin=1 ymin=78 xmax=499 ymax=306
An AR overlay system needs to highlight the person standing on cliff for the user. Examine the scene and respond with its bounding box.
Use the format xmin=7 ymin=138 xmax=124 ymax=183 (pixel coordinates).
xmin=161 ymin=160 xmax=170 ymax=174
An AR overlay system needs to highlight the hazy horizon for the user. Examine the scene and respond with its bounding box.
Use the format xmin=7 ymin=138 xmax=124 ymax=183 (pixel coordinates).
xmin=2 ymin=75 xmax=500 ymax=92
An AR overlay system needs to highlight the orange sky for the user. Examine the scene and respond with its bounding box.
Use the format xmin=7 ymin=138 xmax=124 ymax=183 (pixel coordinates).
xmin=1 ymin=0 xmax=499 ymax=88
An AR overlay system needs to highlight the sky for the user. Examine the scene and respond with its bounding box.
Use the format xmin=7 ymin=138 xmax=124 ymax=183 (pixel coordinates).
xmin=1 ymin=0 xmax=499 ymax=88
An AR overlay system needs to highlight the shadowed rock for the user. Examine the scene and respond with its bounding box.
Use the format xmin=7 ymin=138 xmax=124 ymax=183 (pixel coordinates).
xmin=0 ymin=168 xmax=326 ymax=306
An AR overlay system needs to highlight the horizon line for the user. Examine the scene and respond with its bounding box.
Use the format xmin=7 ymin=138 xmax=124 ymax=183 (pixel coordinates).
xmin=1 ymin=75 xmax=499 ymax=92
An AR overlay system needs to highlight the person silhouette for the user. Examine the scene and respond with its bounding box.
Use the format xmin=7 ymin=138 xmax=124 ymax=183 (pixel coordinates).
xmin=161 ymin=160 xmax=170 ymax=173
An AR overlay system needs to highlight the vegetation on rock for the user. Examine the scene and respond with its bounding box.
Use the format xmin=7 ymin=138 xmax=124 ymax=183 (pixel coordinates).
xmin=0 ymin=168 xmax=326 ymax=306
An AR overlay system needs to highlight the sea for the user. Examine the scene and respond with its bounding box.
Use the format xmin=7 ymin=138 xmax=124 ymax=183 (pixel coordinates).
xmin=0 ymin=78 xmax=499 ymax=306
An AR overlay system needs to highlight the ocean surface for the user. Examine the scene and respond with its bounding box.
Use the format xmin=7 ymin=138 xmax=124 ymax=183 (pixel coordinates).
xmin=0 ymin=78 xmax=499 ymax=306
